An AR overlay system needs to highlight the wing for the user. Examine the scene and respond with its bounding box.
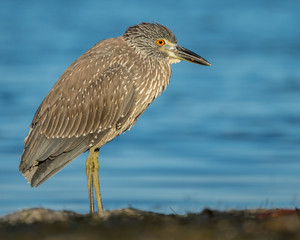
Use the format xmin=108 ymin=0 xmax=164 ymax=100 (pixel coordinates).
xmin=20 ymin=59 xmax=137 ymax=187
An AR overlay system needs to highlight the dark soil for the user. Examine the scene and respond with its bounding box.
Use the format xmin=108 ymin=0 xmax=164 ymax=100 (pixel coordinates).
xmin=1 ymin=208 xmax=300 ymax=240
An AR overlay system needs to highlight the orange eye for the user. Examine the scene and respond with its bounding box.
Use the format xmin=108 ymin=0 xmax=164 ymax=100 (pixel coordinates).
xmin=156 ymin=39 xmax=165 ymax=46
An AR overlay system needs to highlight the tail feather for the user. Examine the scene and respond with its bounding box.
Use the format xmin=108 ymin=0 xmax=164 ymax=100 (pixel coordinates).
xmin=20 ymin=125 xmax=90 ymax=186
xmin=31 ymin=139 xmax=88 ymax=187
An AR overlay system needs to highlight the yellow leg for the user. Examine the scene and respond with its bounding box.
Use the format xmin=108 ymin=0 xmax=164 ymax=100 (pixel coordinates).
xmin=86 ymin=147 xmax=104 ymax=214
xmin=92 ymin=149 xmax=104 ymax=213
xmin=86 ymin=150 xmax=95 ymax=213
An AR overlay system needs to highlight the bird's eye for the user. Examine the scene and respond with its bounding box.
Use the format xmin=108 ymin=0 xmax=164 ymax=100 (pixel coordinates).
xmin=156 ymin=39 xmax=165 ymax=46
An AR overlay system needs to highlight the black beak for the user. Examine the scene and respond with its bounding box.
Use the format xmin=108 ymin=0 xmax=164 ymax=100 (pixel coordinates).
xmin=173 ymin=45 xmax=211 ymax=66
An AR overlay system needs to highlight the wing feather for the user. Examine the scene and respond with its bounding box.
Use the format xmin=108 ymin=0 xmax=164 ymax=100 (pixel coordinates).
xmin=54 ymin=111 xmax=69 ymax=138
xmin=68 ymin=113 xmax=83 ymax=137
xmin=84 ymin=104 xmax=96 ymax=134
xmin=48 ymin=108 xmax=66 ymax=137
xmin=59 ymin=113 xmax=76 ymax=138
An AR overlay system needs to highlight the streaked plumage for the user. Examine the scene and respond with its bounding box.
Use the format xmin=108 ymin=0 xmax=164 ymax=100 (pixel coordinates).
xmin=20 ymin=22 xmax=211 ymax=214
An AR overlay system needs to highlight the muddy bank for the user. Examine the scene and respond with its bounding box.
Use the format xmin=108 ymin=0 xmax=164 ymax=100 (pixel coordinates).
xmin=1 ymin=208 xmax=300 ymax=240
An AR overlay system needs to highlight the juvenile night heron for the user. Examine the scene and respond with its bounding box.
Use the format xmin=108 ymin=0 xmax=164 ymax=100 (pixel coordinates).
xmin=20 ymin=22 xmax=211 ymax=214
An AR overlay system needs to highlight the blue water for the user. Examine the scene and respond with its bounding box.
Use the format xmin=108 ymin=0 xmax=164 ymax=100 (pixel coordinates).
xmin=1 ymin=0 xmax=300 ymax=216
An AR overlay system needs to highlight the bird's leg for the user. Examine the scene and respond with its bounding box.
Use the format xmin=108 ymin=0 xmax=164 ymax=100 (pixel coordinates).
xmin=92 ymin=148 xmax=104 ymax=214
xmin=86 ymin=149 xmax=95 ymax=213
xmin=88 ymin=177 xmax=94 ymax=213
xmin=86 ymin=147 xmax=104 ymax=215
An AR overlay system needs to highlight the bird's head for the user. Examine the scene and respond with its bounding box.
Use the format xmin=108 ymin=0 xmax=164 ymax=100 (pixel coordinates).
xmin=123 ymin=22 xmax=211 ymax=66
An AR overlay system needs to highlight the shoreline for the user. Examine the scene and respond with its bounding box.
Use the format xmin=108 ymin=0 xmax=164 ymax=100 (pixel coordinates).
xmin=1 ymin=208 xmax=300 ymax=239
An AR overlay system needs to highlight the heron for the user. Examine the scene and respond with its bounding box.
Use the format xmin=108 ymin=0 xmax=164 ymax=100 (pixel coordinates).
xmin=19 ymin=22 xmax=211 ymax=214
